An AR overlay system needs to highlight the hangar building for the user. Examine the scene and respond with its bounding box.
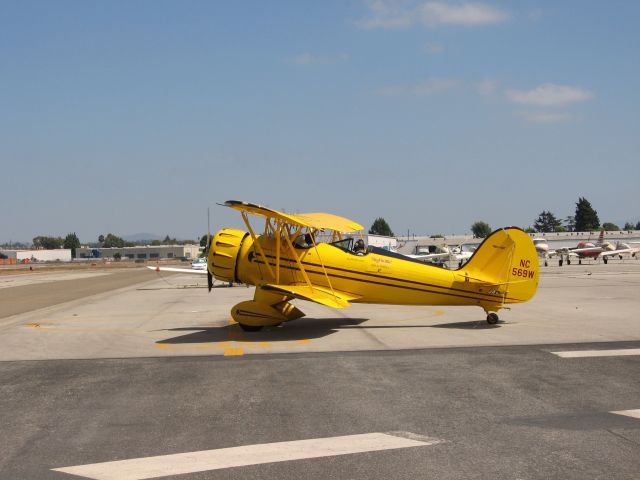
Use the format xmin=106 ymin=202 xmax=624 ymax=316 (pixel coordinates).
xmin=74 ymin=245 xmax=201 ymax=260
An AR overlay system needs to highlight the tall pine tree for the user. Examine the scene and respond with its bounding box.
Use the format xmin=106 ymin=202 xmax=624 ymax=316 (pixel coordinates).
xmin=574 ymin=197 xmax=600 ymax=232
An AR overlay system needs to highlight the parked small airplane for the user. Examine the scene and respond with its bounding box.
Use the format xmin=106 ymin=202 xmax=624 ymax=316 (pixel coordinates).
xmin=555 ymin=231 xmax=639 ymax=265
xmin=188 ymin=201 xmax=539 ymax=331
xmin=406 ymin=244 xmax=474 ymax=268
xmin=533 ymin=238 xmax=556 ymax=267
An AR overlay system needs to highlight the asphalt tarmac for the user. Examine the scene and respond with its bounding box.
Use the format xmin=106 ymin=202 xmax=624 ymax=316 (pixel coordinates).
xmin=1 ymin=262 xmax=639 ymax=479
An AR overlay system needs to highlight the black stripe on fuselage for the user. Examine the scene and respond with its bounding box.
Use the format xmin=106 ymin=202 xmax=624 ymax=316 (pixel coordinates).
xmin=258 ymin=253 xmax=520 ymax=303
xmin=251 ymin=257 xmax=519 ymax=304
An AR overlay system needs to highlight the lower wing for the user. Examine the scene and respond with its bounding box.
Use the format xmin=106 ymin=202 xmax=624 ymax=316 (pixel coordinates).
xmin=260 ymin=283 xmax=360 ymax=309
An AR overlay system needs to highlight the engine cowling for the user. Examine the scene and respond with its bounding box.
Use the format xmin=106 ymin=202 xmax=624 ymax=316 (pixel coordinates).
xmin=208 ymin=229 xmax=248 ymax=283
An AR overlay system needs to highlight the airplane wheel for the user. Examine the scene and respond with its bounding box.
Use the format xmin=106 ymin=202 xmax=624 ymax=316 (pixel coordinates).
xmin=544 ymin=260 xmax=548 ymax=267
xmin=486 ymin=313 xmax=499 ymax=325
xmin=578 ymin=259 xmax=582 ymax=265
xmin=559 ymin=258 xmax=563 ymax=266
xmin=603 ymin=257 xmax=608 ymax=264
xmin=567 ymin=259 xmax=571 ymax=265
xmin=239 ymin=324 xmax=263 ymax=332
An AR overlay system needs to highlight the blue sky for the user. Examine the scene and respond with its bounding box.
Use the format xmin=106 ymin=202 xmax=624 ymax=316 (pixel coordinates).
xmin=1 ymin=1 xmax=638 ymax=243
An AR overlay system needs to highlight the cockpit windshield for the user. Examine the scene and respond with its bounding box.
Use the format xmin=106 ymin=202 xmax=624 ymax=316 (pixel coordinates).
xmin=328 ymin=237 xmax=354 ymax=253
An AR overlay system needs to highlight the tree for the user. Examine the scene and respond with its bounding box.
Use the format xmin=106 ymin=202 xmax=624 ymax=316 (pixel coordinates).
xmin=602 ymin=222 xmax=620 ymax=231
xmin=113 ymin=252 xmax=122 ymax=261
xmin=98 ymin=234 xmax=105 ymax=244
xmin=63 ymin=232 xmax=81 ymax=258
xmin=624 ymin=222 xmax=634 ymax=231
xmin=102 ymin=233 xmax=125 ymax=248
xmin=33 ymin=236 xmax=64 ymax=249
xmin=200 ymin=235 xmax=209 ymax=247
xmin=637 ymin=221 xmax=640 ymax=230
xmin=369 ymin=218 xmax=394 ymax=237
xmin=574 ymin=197 xmax=600 ymax=232
xmin=564 ymin=215 xmax=576 ymax=232
xmin=471 ymin=221 xmax=491 ymax=238
xmin=533 ymin=210 xmax=563 ymax=233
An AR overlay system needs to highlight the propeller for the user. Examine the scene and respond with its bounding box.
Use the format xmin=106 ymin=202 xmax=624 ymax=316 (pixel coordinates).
xmin=207 ymin=206 xmax=213 ymax=292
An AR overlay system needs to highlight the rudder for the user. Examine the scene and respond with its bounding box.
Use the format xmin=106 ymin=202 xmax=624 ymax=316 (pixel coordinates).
xmin=462 ymin=227 xmax=539 ymax=305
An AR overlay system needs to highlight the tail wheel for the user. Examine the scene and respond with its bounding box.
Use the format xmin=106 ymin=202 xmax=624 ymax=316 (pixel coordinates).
xmin=486 ymin=313 xmax=499 ymax=325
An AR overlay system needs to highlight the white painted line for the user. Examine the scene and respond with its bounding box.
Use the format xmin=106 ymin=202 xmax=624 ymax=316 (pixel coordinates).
xmin=550 ymin=348 xmax=640 ymax=358
xmin=611 ymin=409 xmax=640 ymax=419
xmin=52 ymin=432 xmax=441 ymax=480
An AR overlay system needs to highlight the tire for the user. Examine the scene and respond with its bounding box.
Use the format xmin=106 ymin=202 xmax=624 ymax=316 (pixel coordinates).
xmin=486 ymin=313 xmax=499 ymax=325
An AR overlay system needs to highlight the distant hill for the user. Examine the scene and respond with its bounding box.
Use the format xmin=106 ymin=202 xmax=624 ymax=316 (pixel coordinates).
xmin=122 ymin=233 xmax=163 ymax=242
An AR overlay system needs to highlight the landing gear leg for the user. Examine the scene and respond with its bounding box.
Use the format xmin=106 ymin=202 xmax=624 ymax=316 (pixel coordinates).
xmin=486 ymin=313 xmax=499 ymax=325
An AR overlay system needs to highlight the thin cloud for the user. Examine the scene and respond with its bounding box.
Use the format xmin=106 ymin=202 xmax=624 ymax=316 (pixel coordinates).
xmin=420 ymin=1 xmax=509 ymax=26
xmin=506 ymin=83 xmax=594 ymax=107
xmin=287 ymin=53 xmax=349 ymax=66
xmin=424 ymin=41 xmax=444 ymax=54
xmin=357 ymin=1 xmax=509 ymax=29
xmin=476 ymin=79 xmax=498 ymax=96
xmin=518 ymin=111 xmax=575 ymax=124
xmin=376 ymin=78 xmax=459 ymax=96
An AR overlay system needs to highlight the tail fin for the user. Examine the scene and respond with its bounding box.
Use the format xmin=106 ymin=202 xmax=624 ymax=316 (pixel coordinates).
xmin=596 ymin=230 xmax=605 ymax=246
xmin=462 ymin=227 xmax=539 ymax=304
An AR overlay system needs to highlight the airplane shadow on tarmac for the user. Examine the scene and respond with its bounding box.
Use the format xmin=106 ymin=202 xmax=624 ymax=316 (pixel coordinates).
xmin=156 ymin=317 xmax=499 ymax=345
xmin=428 ymin=320 xmax=502 ymax=329
xmin=156 ymin=317 xmax=369 ymax=344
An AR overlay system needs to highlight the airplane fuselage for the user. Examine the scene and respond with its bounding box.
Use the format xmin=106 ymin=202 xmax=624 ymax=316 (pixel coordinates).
xmin=211 ymin=228 xmax=538 ymax=313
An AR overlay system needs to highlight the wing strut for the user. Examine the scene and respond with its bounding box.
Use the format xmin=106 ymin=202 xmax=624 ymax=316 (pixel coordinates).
xmin=241 ymin=212 xmax=275 ymax=280
xmin=283 ymin=227 xmax=314 ymax=292
xmin=309 ymin=233 xmax=341 ymax=305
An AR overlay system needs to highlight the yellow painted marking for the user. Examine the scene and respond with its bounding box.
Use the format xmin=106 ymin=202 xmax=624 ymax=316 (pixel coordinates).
xmin=223 ymin=347 xmax=244 ymax=356
xmin=296 ymin=339 xmax=311 ymax=345
xmin=258 ymin=342 xmax=270 ymax=348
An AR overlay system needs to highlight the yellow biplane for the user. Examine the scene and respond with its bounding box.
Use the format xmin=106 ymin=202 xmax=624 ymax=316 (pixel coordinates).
xmin=205 ymin=201 xmax=539 ymax=331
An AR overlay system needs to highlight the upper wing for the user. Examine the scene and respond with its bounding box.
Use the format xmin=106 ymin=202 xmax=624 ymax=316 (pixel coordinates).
xmin=225 ymin=200 xmax=363 ymax=232
xmin=259 ymin=283 xmax=360 ymax=308
xmin=146 ymin=266 xmax=208 ymax=275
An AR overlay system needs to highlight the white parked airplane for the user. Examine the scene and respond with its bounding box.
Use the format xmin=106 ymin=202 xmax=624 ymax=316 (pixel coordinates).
xmin=538 ymin=231 xmax=639 ymax=266
xmin=405 ymin=244 xmax=475 ymax=268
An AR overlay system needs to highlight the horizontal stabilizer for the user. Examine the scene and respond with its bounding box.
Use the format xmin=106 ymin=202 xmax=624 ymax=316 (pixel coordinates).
xmin=260 ymin=283 xmax=359 ymax=309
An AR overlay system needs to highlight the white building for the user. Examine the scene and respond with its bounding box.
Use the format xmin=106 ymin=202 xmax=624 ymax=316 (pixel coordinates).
xmin=74 ymin=245 xmax=201 ymax=261
xmin=0 ymin=249 xmax=72 ymax=262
